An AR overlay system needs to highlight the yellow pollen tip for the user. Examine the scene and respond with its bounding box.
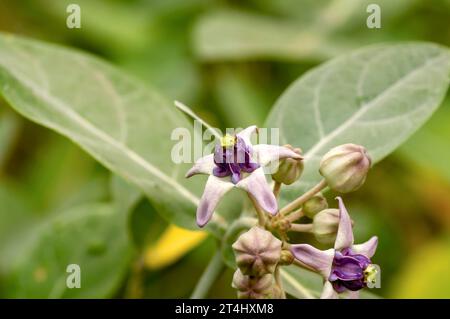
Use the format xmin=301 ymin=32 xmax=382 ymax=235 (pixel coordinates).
xmin=220 ymin=134 xmax=236 ymax=147
xmin=364 ymin=264 xmax=378 ymax=284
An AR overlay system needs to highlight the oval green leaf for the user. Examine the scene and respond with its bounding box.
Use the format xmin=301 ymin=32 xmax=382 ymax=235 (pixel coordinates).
xmin=266 ymin=43 xmax=450 ymax=201
xmin=0 ymin=33 xmax=226 ymax=232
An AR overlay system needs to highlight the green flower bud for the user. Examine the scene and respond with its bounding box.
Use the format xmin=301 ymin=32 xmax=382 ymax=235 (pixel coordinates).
xmin=319 ymin=144 xmax=371 ymax=193
xmin=232 ymin=226 xmax=282 ymax=276
xmin=272 ymin=145 xmax=304 ymax=185
xmin=232 ymin=269 xmax=275 ymax=299
xmin=312 ymin=209 xmax=340 ymax=244
xmin=303 ymin=193 xmax=328 ymax=219
xmin=279 ymin=249 xmax=295 ymax=266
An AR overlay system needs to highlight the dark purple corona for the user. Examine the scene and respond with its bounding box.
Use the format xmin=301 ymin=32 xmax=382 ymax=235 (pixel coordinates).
xmin=213 ymin=134 xmax=259 ymax=184
xmin=329 ymin=248 xmax=373 ymax=292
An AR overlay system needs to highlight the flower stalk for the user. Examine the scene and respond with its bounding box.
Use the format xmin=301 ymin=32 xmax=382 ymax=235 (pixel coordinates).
xmin=279 ymin=179 xmax=328 ymax=215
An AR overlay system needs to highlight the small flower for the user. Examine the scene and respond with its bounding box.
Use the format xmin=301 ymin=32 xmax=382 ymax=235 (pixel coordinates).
xmin=271 ymin=145 xmax=304 ymax=185
xmin=312 ymin=208 xmax=340 ymax=244
xmin=290 ymin=197 xmax=378 ymax=299
xmin=232 ymin=226 xmax=282 ymax=276
xmin=319 ymin=144 xmax=371 ymax=193
xmin=186 ymin=126 xmax=302 ymax=227
xmin=303 ymin=193 xmax=328 ymax=219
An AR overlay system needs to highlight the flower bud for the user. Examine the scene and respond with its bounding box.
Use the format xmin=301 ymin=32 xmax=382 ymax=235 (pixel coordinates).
xmin=279 ymin=249 xmax=295 ymax=265
xmin=302 ymin=193 xmax=328 ymax=219
xmin=232 ymin=226 xmax=282 ymax=276
xmin=232 ymin=269 xmax=275 ymax=299
xmin=272 ymin=145 xmax=304 ymax=185
xmin=319 ymin=144 xmax=371 ymax=193
xmin=312 ymin=209 xmax=340 ymax=244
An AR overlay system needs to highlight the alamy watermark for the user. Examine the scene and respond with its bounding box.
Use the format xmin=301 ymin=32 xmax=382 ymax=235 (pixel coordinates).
xmin=66 ymin=4 xmax=81 ymax=29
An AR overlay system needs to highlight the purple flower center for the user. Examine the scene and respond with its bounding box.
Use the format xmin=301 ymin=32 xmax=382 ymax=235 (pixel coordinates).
xmin=213 ymin=135 xmax=259 ymax=184
xmin=329 ymin=248 xmax=372 ymax=292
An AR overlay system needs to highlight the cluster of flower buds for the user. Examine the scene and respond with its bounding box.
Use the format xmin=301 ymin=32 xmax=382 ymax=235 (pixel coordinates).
xmin=231 ymin=226 xmax=284 ymax=299
xmin=185 ymin=121 xmax=377 ymax=299
xmin=303 ymin=193 xmax=328 ymax=219
xmin=271 ymin=145 xmax=304 ymax=185
xmin=319 ymin=144 xmax=371 ymax=193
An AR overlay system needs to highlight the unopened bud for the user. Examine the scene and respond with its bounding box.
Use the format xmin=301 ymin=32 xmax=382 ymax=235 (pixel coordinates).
xmin=319 ymin=144 xmax=371 ymax=193
xmin=303 ymin=193 xmax=328 ymax=219
xmin=232 ymin=226 xmax=282 ymax=276
xmin=272 ymin=145 xmax=304 ymax=185
xmin=279 ymin=249 xmax=295 ymax=265
xmin=312 ymin=209 xmax=340 ymax=244
xmin=232 ymin=269 xmax=275 ymax=299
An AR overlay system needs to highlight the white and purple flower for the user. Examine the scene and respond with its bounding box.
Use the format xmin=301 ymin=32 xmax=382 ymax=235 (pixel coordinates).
xmin=186 ymin=125 xmax=302 ymax=227
xmin=290 ymin=197 xmax=378 ymax=298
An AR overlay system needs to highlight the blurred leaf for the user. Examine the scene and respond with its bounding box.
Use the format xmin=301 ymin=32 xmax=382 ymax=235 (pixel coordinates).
xmin=36 ymin=0 xmax=150 ymax=54
xmin=110 ymin=175 xmax=141 ymax=213
xmin=281 ymin=265 xmax=380 ymax=299
xmin=391 ymin=238 xmax=450 ymax=298
xmin=397 ymin=98 xmax=450 ymax=183
xmin=0 ymin=109 xmax=20 ymax=170
xmin=2 ymin=202 xmax=132 ymax=298
xmin=0 ymin=182 xmax=39 ymax=271
xmin=212 ymin=68 xmax=271 ymax=127
xmin=0 ymin=33 xmax=227 ymax=233
xmin=193 ymin=10 xmax=350 ymax=62
xmin=194 ymin=1 xmax=418 ymax=62
xmin=20 ymin=133 xmax=104 ymax=211
xmin=265 ymin=43 xmax=450 ymax=202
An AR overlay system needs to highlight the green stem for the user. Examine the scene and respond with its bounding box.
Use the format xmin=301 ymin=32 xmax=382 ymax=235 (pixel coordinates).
xmin=191 ymin=250 xmax=225 ymax=299
xmin=273 ymin=181 xmax=282 ymax=198
xmin=279 ymin=179 xmax=327 ymax=215
xmin=248 ymin=194 xmax=266 ymax=226
xmin=286 ymin=208 xmax=304 ymax=222
xmin=289 ymin=223 xmax=313 ymax=233
xmin=275 ymin=266 xmax=286 ymax=299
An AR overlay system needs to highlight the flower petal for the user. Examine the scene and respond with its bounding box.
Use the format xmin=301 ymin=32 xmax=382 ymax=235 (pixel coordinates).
xmin=236 ymin=125 xmax=258 ymax=146
xmin=252 ymin=144 xmax=302 ymax=166
xmin=186 ymin=154 xmax=214 ymax=178
xmin=290 ymin=244 xmax=334 ymax=278
xmin=352 ymin=236 xmax=378 ymax=258
xmin=236 ymin=167 xmax=277 ymax=215
xmin=196 ymin=175 xmax=234 ymax=227
xmin=342 ymin=290 xmax=360 ymax=299
xmin=334 ymin=196 xmax=354 ymax=250
xmin=321 ymin=281 xmax=339 ymax=299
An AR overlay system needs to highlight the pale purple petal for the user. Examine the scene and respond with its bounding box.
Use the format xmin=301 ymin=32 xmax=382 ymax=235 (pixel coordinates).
xmin=252 ymin=144 xmax=302 ymax=166
xmin=236 ymin=167 xmax=277 ymax=215
xmin=186 ymin=154 xmax=214 ymax=178
xmin=352 ymin=236 xmax=378 ymax=258
xmin=320 ymin=281 xmax=339 ymax=299
xmin=341 ymin=290 xmax=360 ymax=299
xmin=290 ymin=244 xmax=334 ymax=278
xmin=334 ymin=197 xmax=354 ymax=250
xmin=196 ymin=175 xmax=234 ymax=227
xmin=236 ymin=125 xmax=258 ymax=146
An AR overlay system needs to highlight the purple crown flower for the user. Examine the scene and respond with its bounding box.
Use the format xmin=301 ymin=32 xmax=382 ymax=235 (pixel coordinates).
xmin=186 ymin=125 xmax=302 ymax=227
xmin=290 ymin=197 xmax=378 ymax=298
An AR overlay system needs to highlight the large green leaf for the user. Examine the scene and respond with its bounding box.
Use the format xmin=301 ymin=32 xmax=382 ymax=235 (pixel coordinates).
xmin=265 ymin=43 xmax=450 ymax=202
xmin=0 ymin=33 xmax=227 ymax=232
xmin=2 ymin=202 xmax=132 ymax=298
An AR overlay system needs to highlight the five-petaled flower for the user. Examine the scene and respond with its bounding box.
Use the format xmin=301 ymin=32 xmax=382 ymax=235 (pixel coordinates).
xmin=186 ymin=125 xmax=302 ymax=227
xmin=290 ymin=197 xmax=379 ymax=299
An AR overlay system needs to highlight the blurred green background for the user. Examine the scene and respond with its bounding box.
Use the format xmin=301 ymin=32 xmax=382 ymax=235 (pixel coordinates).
xmin=0 ymin=0 xmax=449 ymax=298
